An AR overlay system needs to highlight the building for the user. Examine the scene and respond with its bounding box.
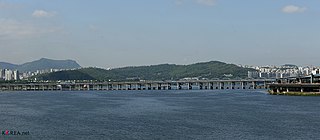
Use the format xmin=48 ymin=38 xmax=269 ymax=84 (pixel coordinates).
xmin=13 ymin=70 xmax=19 ymax=80
xmin=5 ymin=69 xmax=13 ymax=81
xmin=312 ymin=69 xmax=320 ymax=75
xmin=2 ymin=69 xmax=20 ymax=81
xmin=248 ymin=71 xmax=259 ymax=79
xmin=0 ymin=69 xmax=4 ymax=80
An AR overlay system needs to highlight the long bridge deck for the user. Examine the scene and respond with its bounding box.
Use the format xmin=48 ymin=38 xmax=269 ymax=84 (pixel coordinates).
xmin=0 ymin=79 xmax=275 ymax=91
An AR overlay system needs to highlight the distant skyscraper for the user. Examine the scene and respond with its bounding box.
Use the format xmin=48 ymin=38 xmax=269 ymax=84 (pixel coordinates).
xmin=13 ymin=70 xmax=19 ymax=80
xmin=5 ymin=69 xmax=13 ymax=81
xmin=0 ymin=69 xmax=4 ymax=80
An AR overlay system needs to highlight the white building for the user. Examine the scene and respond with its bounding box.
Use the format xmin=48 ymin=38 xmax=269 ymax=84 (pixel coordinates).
xmin=312 ymin=69 xmax=320 ymax=75
xmin=13 ymin=70 xmax=19 ymax=80
xmin=5 ymin=69 xmax=13 ymax=81
xmin=2 ymin=69 xmax=20 ymax=81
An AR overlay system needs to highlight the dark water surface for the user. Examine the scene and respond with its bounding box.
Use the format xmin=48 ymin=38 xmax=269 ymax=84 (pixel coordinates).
xmin=0 ymin=90 xmax=320 ymax=140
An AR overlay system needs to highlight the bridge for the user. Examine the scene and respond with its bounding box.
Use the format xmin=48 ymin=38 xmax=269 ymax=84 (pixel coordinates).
xmin=0 ymin=79 xmax=275 ymax=91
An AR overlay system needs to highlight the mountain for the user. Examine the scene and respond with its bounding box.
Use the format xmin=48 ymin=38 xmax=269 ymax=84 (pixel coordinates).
xmin=0 ymin=62 xmax=18 ymax=70
xmin=18 ymin=58 xmax=81 ymax=72
xmin=35 ymin=61 xmax=254 ymax=81
xmin=282 ymin=64 xmax=298 ymax=68
xmin=0 ymin=58 xmax=81 ymax=72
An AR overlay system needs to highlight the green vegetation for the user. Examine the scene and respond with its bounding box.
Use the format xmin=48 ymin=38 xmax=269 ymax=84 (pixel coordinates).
xmin=34 ymin=61 xmax=254 ymax=81
xmin=36 ymin=70 xmax=95 ymax=81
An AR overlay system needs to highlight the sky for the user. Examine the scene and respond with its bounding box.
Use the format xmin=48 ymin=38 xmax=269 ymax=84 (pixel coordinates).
xmin=0 ymin=0 xmax=319 ymax=68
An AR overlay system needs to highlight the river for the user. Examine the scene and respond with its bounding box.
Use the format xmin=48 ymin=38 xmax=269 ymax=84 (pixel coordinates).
xmin=0 ymin=90 xmax=319 ymax=140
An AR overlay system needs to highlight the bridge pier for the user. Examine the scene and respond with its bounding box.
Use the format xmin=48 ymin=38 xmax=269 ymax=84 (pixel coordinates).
xmin=167 ymin=83 xmax=171 ymax=90
xmin=219 ymin=82 xmax=224 ymax=90
xmin=232 ymin=82 xmax=235 ymax=89
xmin=252 ymin=81 xmax=256 ymax=89
xmin=188 ymin=83 xmax=192 ymax=90
xmin=158 ymin=83 xmax=162 ymax=90
xmin=147 ymin=84 xmax=151 ymax=90
xmin=241 ymin=82 xmax=244 ymax=89
xmin=199 ymin=82 xmax=203 ymax=90
xmin=137 ymin=84 xmax=142 ymax=90
xmin=176 ymin=83 xmax=181 ymax=90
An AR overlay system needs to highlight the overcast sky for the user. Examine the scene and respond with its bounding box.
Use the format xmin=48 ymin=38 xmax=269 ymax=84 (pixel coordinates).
xmin=0 ymin=0 xmax=319 ymax=68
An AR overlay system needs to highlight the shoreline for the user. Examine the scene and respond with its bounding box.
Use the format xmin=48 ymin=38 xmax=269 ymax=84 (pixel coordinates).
xmin=268 ymin=90 xmax=320 ymax=96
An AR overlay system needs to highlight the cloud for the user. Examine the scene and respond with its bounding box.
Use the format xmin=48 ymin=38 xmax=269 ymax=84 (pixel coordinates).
xmin=282 ymin=5 xmax=306 ymax=14
xmin=0 ymin=19 xmax=60 ymax=39
xmin=32 ymin=10 xmax=56 ymax=18
xmin=196 ymin=0 xmax=216 ymax=6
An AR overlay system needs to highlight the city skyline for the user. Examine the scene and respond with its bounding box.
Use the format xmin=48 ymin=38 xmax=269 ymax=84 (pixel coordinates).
xmin=1 ymin=58 xmax=320 ymax=81
xmin=0 ymin=0 xmax=319 ymax=68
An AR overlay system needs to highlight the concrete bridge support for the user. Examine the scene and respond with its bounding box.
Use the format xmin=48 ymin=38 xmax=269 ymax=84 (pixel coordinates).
xmin=219 ymin=82 xmax=224 ymax=90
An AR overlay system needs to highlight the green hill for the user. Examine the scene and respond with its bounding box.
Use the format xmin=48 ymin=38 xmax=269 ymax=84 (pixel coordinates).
xmin=35 ymin=61 xmax=254 ymax=81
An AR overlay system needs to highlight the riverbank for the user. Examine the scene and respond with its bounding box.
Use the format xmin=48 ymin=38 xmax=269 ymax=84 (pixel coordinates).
xmin=268 ymin=90 xmax=320 ymax=96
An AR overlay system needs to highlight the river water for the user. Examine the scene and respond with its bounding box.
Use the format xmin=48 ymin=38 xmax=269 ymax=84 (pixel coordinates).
xmin=0 ymin=90 xmax=319 ymax=140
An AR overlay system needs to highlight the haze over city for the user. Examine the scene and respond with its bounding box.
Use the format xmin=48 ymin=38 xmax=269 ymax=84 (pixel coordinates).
xmin=0 ymin=0 xmax=319 ymax=68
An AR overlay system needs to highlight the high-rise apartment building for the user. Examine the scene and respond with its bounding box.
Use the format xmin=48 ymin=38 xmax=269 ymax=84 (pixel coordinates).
xmin=0 ymin=69 xmax=4 ymax=79
xmin=13 ymin=70 xmax=19 ymax=80
xmin=5 ymin=69 xmax=13 ymax=81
